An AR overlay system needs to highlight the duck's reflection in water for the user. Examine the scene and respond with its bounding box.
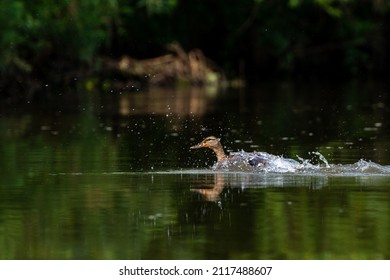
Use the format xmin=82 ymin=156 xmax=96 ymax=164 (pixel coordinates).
xmin=189 ymin=172 xmax=330 ymax=202
xmin=190 ymin=173 xmax=226 ymax=202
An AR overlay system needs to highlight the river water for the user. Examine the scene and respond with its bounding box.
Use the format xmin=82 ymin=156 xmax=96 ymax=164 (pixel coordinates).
xmin=1 ymin=81 xmax=390 ymax=259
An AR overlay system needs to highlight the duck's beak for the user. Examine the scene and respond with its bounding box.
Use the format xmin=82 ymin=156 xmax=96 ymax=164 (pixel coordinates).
xmin=190 ymin=142 xmax=204 ymax=149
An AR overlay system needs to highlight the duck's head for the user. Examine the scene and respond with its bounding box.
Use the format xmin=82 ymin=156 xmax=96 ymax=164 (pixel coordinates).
xmin=190 ymin=136 xmax=227 ymax=162
xmin=190 ymin=136 xmax=221 ymax=150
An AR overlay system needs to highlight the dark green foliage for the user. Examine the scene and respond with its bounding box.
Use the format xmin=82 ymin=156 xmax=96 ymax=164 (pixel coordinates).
xmin=0 ymin=0 xmax=118 ymax=73
xmin=1 ymin=0 xmax=390 ymax=83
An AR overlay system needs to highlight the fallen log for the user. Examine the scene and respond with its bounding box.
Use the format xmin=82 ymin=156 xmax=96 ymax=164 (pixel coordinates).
xmin=105 ymin=43 xmax=225 ymax=86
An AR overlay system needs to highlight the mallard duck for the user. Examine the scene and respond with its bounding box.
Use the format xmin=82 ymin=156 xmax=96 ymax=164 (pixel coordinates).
xmin=190 ymin=136 xmax=268 ymax=169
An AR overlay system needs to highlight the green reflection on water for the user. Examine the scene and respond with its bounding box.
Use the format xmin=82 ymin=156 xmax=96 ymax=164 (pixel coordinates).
xmin=1 ymin=172 xmax=390 ymax=259
xmin=1 ymin=82 xmax=390 ymax=259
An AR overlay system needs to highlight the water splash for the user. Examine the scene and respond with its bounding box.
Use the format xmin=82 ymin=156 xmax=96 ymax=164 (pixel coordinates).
xmin=340 ymin=159 xmax=390 ymax=174
xmin=210 ymin=150 xmax=390 ymax=175
xmin=309 ymin=151 xmax=330 ymax=168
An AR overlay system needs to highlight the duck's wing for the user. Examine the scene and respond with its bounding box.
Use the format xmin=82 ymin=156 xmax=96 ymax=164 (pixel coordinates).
xmin=248 ymin=154 xmax=269 ymax=167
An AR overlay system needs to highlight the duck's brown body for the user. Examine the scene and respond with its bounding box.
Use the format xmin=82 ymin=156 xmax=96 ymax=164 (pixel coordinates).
xmin=191 ymin=136 xmax=305 ymax=172
xmin=190 ymin=136 xmax=267 ymax=169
